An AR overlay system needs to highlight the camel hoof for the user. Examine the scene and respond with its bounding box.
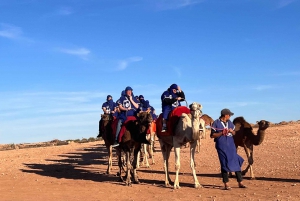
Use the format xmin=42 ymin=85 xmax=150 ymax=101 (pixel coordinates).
xmin=125 ymin=182 xmax=132 ymax=186
xmin=195 ymin=183 xmax=202 ymax=189
xmin=250 ymin=177 xmax=256 ymax=180
xmin=165 ymin=183 xmax=172 ymax=188
xmin=133 ymin=180 xmax=140 ymax=184
xmin=174 ymin=185 xmax=181 ymax=189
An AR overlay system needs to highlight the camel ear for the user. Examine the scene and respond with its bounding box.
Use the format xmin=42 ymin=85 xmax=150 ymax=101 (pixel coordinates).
xmin=256 ymin=121 xmax=259 ymax=124
xmin=137 ymin=112 xmax=140 ymax=117
xmin=198 ymin=104 xmax=202 ymax=110
xmin=101 ymin=114 xmax=103 ymax=117
xmin=189 ymin=104 xmax=192 ymax=109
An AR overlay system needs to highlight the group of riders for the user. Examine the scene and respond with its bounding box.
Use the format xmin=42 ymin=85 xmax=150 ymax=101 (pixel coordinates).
xmin=98 ymin=84 xmax=185 ymax=147
xmin=98 ymin=83 xmax=248 ymax=189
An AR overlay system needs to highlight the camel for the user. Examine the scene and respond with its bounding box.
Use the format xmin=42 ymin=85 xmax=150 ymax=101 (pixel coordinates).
xmin=137 ymin=125 xmax=156 ymax=168
xmin=100 ymin=113 xmax=115 ymax=174
xmin=117 ymin=110 xmax=153 ymax=186
xmin=195 ymin=114 xmax=214 ymax=153
xmin=233 ymin=116 xmax=270 ymax=179
xmin=158 ymin=102 xmax=203 ymax=189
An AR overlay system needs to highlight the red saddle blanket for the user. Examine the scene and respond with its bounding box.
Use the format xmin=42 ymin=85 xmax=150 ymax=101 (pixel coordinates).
xmin=156 ymin=106 xmax=190 ymax=136
xmin=111 ymin=116 xmax=137 ymax=142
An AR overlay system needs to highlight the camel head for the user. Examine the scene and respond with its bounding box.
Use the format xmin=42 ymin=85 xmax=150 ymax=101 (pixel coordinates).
xmin=256 ymin=120 xmax=270 ymax=130
xmin=189 ymin=102 xmax=202 ymax=111
xmin=189 ymin=102 xmax=202 ymax=119
xmin=101 ymin=113 xmax=113 ymax=121
xmin=137 ymin=110 xmax=153 ymax=125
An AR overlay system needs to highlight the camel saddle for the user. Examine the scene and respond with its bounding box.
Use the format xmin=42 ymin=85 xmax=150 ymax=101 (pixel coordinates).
xmin=156 ymin=106 xmax=190 ymax=137
xmin=111 ymin=116 xmax=151 ymax=142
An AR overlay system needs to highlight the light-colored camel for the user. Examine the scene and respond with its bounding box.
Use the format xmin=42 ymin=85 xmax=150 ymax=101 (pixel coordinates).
xmin=196 ymin=114 xmax=214 ymax=153
xmin=233 ymin=116 xmax=270 ymax=179
xmin=117 ymin=111 xmax=153 ymax=186
xmin=158 ymin=102 xmax=203 ymax=189
xmin=137 ymin=122 xmax=156 ymax=168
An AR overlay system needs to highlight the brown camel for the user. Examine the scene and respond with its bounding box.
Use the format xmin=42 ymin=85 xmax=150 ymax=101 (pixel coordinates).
xmin=100 ymin=113 xmax=115 ymax=174
xmin=117 ymin=110 xmax=153 ymax=186
xmin=158 ymin=102 xmax=203 ymax=189
xmin=233 ymin=116 xmax=270 ymax=179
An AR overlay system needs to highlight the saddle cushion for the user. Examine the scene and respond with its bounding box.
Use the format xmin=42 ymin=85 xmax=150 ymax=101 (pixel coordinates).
xmin=156 ymin=106 xmax=190 ymax=136
xmin=111 ymin=116 xmax=137 ymax=142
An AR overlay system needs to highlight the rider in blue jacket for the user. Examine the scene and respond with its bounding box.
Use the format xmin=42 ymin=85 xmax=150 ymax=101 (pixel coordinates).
xmin=112 ymin=86 xmax=140 ymax=147
xmin=161 ymin=84 xmax=185 ymax=132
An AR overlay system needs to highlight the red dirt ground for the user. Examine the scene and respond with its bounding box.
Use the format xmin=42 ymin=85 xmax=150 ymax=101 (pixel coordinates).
xmin=0 ymin=123 xmax=299 ymax=201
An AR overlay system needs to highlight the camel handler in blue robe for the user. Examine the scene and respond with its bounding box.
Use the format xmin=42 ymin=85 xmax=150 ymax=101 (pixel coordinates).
xmin=112 ymin=86 xmax=140 ymax=147
xmin=210 ymin=108 xmax=247 ymax=190
xmin=161 ymin=84 xmax=185 ymax=132
xmin=98 ymin=95 xmax=117 ymax=138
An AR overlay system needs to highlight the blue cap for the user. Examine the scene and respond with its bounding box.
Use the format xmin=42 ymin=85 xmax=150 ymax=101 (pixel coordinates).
xmin=125 ymin=86 xmax=133 ymax=92
xmin=139 ymin=95 xmax=144 ymax=99
xmin=170 ymin=84 xmax=178 ymax=90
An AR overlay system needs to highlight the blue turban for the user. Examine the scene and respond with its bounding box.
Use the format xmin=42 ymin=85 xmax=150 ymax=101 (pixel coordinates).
xmin=170 ymin=84 xmax=178 ymax=90
xmin=125 ymin=86 xmax=133 ymax=92
xmin=139 ymin=95 xmax=144 ymax=99
xmin=106 ymin=95 xmax=112 ymax=100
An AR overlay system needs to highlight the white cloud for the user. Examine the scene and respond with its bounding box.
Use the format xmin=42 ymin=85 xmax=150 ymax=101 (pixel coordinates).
xmin=174 ymin=67 xmax=182 ymax=78
xmin=253 ymin=85 xmax=273 ymax=91
xmin=58 ymin=47 xmax=91 ymax=59
xmin=0 ymin=23 xmax=22 ymax=39
xmin=277 ymin=0 xmax=296 ymax=9
xmin=116 ymin=57 xmax=143 ymax=71
xmin=0 ymin=91 xmax=110 ymax=144
xmin=153 ymin=0 xmax=204 ymax=10
xmin=57 ymin=7 xmax=74 ymax=16
xmin=273 ymin=71 xmax=300 ymax=76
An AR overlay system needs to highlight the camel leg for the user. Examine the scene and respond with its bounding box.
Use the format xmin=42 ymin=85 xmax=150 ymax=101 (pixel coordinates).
xmin=106 ymin=145 xmax=112 ymax=174
xmin=132 ymin=144 xmax=141 ymax=184
xmin=137 ymin=149 xmax=141 ymax=169
xmin=196 ymin=136 xmax=201 ymax=153
xmin=149 ymin=136 xmax=155 ymax=165
xmin=242 ymin=143 xmax=255 ymax=179
xmin=160 ymin=140 xmax=172 ymax=187
xmin=173 ymin=141 xmax=181 ymax=189
xmin=189 ymin=140 xmax=202 ymax=188
xmin=125 ymin=150 xmax=132 ymax=186
xmin=143 ymin=143 xmax=150 ymax=168
xmin=116 ymin=148 xmax=124 ymax=182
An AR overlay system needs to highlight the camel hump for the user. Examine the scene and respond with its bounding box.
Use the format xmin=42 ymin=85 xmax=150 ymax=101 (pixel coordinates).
xmin=233 ymin=116 xmax=253 ymax=129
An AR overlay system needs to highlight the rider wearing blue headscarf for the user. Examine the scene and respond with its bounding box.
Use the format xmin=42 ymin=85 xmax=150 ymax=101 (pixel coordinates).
xmin=98 ymin=95 xmax=117 ymax=138
xmin=112 ymin=86 xmax=140 ymax=147
xmin=102 ymin=95 xmax=117 ymax=117
xmin=160 ymin=84 xmax=185 ymax=132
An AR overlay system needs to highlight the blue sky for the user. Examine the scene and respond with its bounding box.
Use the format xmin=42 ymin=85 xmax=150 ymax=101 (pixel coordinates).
xmin=0 ymin=0 xmax=299 ymax=144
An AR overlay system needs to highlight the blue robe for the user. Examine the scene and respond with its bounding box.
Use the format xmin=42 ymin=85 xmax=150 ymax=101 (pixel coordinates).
xmin=212 ymin=119 xmax=244 ymax=172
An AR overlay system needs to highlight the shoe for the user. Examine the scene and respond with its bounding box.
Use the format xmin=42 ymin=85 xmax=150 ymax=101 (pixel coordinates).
xmin=161 ymin=126 xmax=167 ymax=132
xmin=239 ymin=184 xmax=247 ymax=188
xmin=223 ymin=186 xmax=231 ymax=190
xmin=112 ymin=141 xmax=119 ymax=147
